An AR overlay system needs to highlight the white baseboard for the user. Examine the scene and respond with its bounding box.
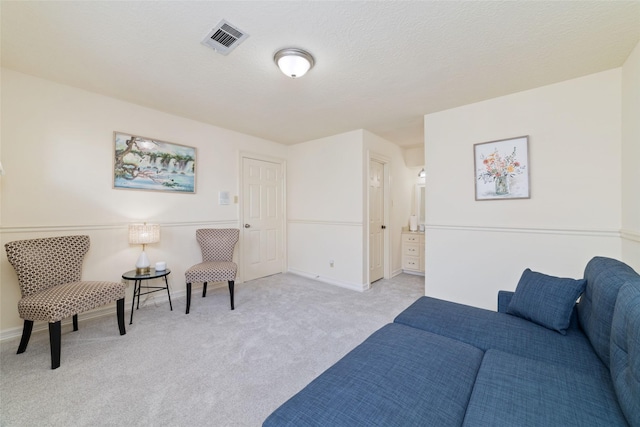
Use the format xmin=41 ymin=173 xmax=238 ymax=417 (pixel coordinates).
xmin=287 ymin=268 xmax=366 ymax=292
xmin=0 ymin=281 xmax=242 ymax=342
xmin=0 ymin=288 xmax=191 ymax=342
xmin=390 ymin=268 xmax=404 ymax=278
xmin=402 ymin=270 xmax=425 ymax=276
xmin=0 ymin=304 xmax=120 ymax=342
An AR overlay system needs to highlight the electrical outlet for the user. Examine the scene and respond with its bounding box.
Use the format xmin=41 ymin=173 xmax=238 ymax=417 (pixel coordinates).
xmin=329 ymin=259 xmax=334 ymax=267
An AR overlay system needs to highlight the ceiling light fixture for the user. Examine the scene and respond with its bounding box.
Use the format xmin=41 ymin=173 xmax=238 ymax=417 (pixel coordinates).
xmin=274 ymin=48 xmax=315 ymax=78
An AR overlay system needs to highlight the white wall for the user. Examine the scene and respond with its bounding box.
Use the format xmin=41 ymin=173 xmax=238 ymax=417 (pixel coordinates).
xmin=287 ymin=131 xmax=365 ymax=289
xmin=404 ymin=146 xmax=425 ymax=167
xmin=621 ymin=41 xmax=640 ymax=271
xmin=404 ymin=144 xmax=427 ymax=222
xmin=363 ymin=130 xmax=415 ymax=277
xmin=287 ymin=129 xmax=413 ymax=289
xmin=0 ymin=69 xmax=287 ymax=335
xmin=424 ymin=69 xmax=623 ymax=310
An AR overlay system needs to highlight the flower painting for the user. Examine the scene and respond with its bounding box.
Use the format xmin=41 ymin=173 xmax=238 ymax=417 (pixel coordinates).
xmin=474 ymin=136 xmax=529 ymax=200
xmin=113 ymin=132 xmax=196 ymax=193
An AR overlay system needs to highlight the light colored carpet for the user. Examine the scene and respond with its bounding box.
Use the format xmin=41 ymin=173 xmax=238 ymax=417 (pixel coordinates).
xmin=0 ymin=273 xmax=424 ymax=427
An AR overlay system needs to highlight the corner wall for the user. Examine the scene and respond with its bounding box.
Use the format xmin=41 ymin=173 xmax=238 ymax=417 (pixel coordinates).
xmin=0 ymin=69 xmax=287 ymax=335
xmin=621 ymin=41 xmax=640 ymax=271
xmin=424 ymin=69 xmax=623 ymax=310
xmin=287 ymin=131 xmax=365 ymax=289
xmin=363 ymin=130 xmax=414 ymax=278
xmin=287 ymin=129 xmax=413 ymax=289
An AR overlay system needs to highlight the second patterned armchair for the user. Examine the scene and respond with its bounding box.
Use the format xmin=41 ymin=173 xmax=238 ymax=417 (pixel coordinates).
xmin=185 ymin=228 xmax=239 ymax=314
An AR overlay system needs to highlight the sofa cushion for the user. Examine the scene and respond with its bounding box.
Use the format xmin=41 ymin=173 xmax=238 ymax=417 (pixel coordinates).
xmin=610 ymin=282 xmax=640 ymax=427
xmin=463 ymin=349 xmax=628 ymax=427
xmin=578 ymin=256 xmax=640 ymax=368
xmin=506 ymin=268 xmax=585 ymax=334
xmin=499 ymin=290 xmax=579 ymax=330
xmin=263 ymin=323 xmax=484 ymax=427
xmin=395 ymin=296 xmax=607 ymax=374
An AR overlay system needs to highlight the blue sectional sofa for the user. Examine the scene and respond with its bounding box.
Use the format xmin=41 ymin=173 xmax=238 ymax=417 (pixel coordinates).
xmin=264 ymin=257 xmax=640 ymax=426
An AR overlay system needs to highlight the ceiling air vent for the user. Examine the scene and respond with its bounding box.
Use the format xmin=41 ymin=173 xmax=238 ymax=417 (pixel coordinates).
xmin=201 ymin=19 xmax=249 ymax=55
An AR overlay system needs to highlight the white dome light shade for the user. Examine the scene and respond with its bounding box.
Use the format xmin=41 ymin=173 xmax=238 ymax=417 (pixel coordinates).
xmin=274 ymin=48 xmax=315 ymax=78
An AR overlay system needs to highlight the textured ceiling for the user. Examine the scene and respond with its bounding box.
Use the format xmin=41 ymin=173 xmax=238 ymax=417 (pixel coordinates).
xmin=2 ymin=1 xmax=639 ymax=147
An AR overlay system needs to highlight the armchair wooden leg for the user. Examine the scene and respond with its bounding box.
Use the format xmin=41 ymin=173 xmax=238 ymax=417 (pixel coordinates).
xmin=202 ymin=282 xmax=208 ymax=298
xmin=117 ymin=298 xmax=126 ymax=335
xmin=49 ymin=321 xmax=62 ymax=370
xmin=186 ymin=282 xmax=192 ymax=314
xmin=73 ymin=314 xmax=79 ymax=332
xmin=228 ymin=280 xmax=235 ymax=310
xmin=17 ymin=320 xmax=34 ymax=354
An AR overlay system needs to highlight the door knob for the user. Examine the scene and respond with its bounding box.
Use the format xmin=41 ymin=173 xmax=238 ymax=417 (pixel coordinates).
xmin=381 ymin=225 xmax=386 ymax=229
xmin=244 ymin=224 xmax=251 ymax=228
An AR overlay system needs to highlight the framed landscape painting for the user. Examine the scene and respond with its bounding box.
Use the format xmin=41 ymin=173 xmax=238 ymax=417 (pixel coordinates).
xmin=113 ymin=132 xmax=196 ymax=193
xmin=474 ymin=136 xmax=529 ymax=201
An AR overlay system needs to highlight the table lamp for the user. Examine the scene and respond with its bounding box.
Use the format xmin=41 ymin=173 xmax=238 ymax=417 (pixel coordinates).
xmin=128 ymin=223 xmax=160 ymax=274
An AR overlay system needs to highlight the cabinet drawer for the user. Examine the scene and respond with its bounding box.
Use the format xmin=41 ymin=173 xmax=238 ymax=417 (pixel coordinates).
xmin=403 ymin=256 xmax=420 ymax=270
xmin=403 ymin=243 xmax=420 ymax=256
xmin=402 ymin=234 xmax=421 ymax=243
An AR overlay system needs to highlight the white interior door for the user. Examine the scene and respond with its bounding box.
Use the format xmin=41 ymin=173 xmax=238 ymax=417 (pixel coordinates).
xmin=242 ymin=157 xmax=284 ymax=281
xmin=369 ymin=159 xmax=385 ymax=283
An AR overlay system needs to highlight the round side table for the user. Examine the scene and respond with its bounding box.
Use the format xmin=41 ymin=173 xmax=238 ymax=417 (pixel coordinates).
xmin=122 ymin=268 xmax=173 ymax=324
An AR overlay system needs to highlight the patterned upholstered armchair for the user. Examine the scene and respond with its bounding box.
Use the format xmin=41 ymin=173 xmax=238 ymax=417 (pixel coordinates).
xmin=185 ymin=228 xmax=239 ymax=314
xmin=4 ymin=235 xmax=126 ymax=369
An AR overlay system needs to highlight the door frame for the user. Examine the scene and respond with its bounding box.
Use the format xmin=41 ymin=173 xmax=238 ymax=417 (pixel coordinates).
xmin=239 ymin=151 xmax=287 ymax=282
xmin=365 ymin=151 xmax=391 ymax=286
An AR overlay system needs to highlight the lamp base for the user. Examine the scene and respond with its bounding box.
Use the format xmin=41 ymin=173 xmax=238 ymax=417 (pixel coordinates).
xmin=135 ymin=250 xmax=151 ymax=275
xmin=135 ymin=266 xmax=151 ymax=275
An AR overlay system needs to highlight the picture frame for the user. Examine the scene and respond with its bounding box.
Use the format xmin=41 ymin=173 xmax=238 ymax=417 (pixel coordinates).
xmin=113 ymin=131 xmax=196 ymax=193
xmin=474 ymin=135 xmax=529 ymax=201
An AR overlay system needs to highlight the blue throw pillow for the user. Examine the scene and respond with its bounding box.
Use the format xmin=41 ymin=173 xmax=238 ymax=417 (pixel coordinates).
xmin=506 ymin=269 xmax=586 ymax=335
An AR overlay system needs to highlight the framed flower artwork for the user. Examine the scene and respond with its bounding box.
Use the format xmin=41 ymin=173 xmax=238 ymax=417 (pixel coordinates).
xmin=474 ymin=136 xmax=530 ymax=200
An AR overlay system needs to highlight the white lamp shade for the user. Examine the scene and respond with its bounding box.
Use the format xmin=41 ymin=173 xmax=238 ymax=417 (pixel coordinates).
xmin=277 ymin=55 xmax=310 ymax=78
xmin=274 ymin=48 xmax=315 ymax=78
xmin=128 ymin=223 xmax=160 ymax=245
